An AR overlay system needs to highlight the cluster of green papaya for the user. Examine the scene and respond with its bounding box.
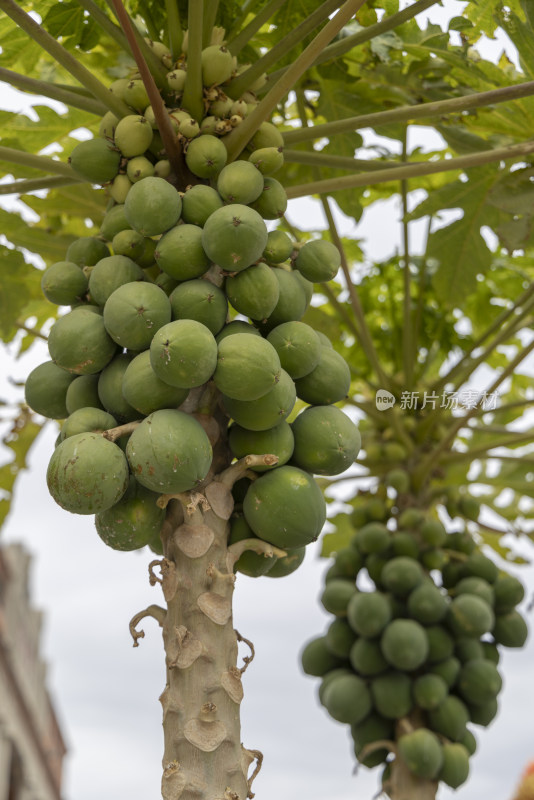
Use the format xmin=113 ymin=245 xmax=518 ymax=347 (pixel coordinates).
xmin=301 ymin=496 xmax=528 ymax=791
xmin=23 ymin=31 xmax=362 ymax=567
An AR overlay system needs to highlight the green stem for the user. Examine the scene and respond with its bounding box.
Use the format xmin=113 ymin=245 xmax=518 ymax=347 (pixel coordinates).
xmin=104 ymin=0 xmax=168 ymax=85
xmin=320 ymin=195 xmax=393 ymax=390
xmin=321 ymin=283 xmax=362 ymax=342
xmin=228 ymin=0 xmax=344 ymax=98
xmin=412 ymin=216 xmax=432 ymax=375
xmin=401 ymin=128 xmax=413 ymax=389
xmin=75 ymin=0 xmax=128 ymax=50
xmin=413 ymin=337 xmax=534 ymax=484
xmin=285 ymin=140 xmax=534 ymax=198
xmin=0 ymin=146 xmax=79 ymax=178
xmin=164 ymin=0 xmax=183 ymax=59
xmin=282 ymin=79 xmax=534 ymax=145
xmin=0 ymin=176 xmax=84 ymax=195
xmin=227 ymin=0 xmax=287 ymax=56
xmin=223 ymin=0 xmax=368 ymax=161
xmin=138 ymin=0 xmax=159 ymax=41
xmin=16 ymin=322 xmax=47 ymax=341
xmin=265 ymin=0 xmax=440 ymax=87
xmin=110 ymin=0 xmax=187 ymax=185
xmin=436 ymin=303 xmax=534 ymax=397
xmin=0 ymin=68 xmax=106 ymax=115
xmin=0 ymin=0 xmax=131 ymax=118
xmin=182 ymin=1 xmax=204 ymax=122
xmin=431 ymin=282 xmax=534 ymax=393
xmin=441 ymin=432 xmax=534 ymax=463
xmin=202 ymin=0 xmax=220 ymax=46
xmin=283 ymin=148 xmax=399 ymax=171
xmin=470 ymin=398 xmax=534 ymax=418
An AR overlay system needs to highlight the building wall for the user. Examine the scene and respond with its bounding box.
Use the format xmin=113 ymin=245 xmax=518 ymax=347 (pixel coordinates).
xmin=0 ymin=544 xmax=66 ymax=800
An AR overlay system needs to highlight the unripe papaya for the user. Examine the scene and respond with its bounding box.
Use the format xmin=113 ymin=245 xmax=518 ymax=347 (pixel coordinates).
xmin=69 ymin=138 xmax=120 ymax=184
xmin=301 ymin=636 xmax=343 ymax=677
xmin=228 ymin=421 xmax=294 ymax=471
xmin=294 ymin=346 xmax=351 ymax=405
xmin=126 ymin=155 xmax=155 ymax=183
xmin=126 ymin=409 xmax=212 ymax=493
xmin=265 ymin=546 xmax=305 ymax=578
xmin=166 ymin=68 xmax=187 ymax=92
xmin=100 ymin=204 xmax=130 ymax=241
xmin=243 ymin=465 xmax=326 ymax=549
xmin=48 ymin=307 xmax=117 ymax=375
xmin=66 ymin=236 xmax=110 ymax=267
xmin=60 ymin=407 xmax=117 ymax=441
xmin=25 ymin=361 xmax=76 ymax=419
xmin=291 ymin=405 xmax=361 ymax=476
xmin=201 ymin=45 xmax=234 ymax=86
xmin=108 ymin=173 xmax=132 ymax=204
xmin=216 ymin=321 xmax=262 ymax=342
xmin=248 ymin=147 xmax=284 ymax=175
xmin=181 ymin=185 xmax=224 ymax=227
xmin=47 ymin=432 xmax=129 ymax=514
xmin=225 ymin=262 xmax=280 ymax=320
xmin=202 ymin=204 xmax=268 ymax=272
xmin=295 ymin=238 xmax=341 ymax=282
xmin=215 ymin=333 xmax=281 ymax=401
xmin=97 ymin=353 xmax=139 ymax=422
xmin=250 ymin=177 xmax=287 ymax=219
xmin=111 ymin=229 xmax=145 ymax=260
xmin=122 ymin=350 xmax=188 ymax=416
xmin=169 ymin=279 xmax=228 ymax=335
xmin=185 ymin=134 xmax=228 ymax=178
xmin=397 ymin=729 xmax=443 ymax=780
xmin=41 ymin=261 xmax=88 ymax=306
xmin=95 ymin=476 xmax=165 ymax=551
xmin=103 ymin=281 xmax=172 ymax=351
xmin=266 ymin=321 xmax=321 ymax=379
xmin=150 ymin=319 xmax=218 ymax=389
xmin=124 ymin=176 xmax=182 ymax=236
xmin=216 ymin=161 xmax=264 ymax=204
xmin=263 ymin=229 xmax=293 ymax=264
xmin=123 ymin=79 xmax=149 ymax=111
xmin=248 ymin=121 xmax=284 ymax=150
xmin=65 ymin=374 xmax=103 ymax=414
xmin=88 ymin=254 xmax=145 ymax=307
xmin=228 ymin=514 xmax=276 ymax=577
xmin=155 ymin=223 xmax=211 ymax=280
xmin=256 ymin=268 xmax=308 ymax=331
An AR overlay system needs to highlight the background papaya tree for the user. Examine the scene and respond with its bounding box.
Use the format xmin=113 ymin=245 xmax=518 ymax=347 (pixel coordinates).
xmin=0 ymin=1 xmax=533 ymax=799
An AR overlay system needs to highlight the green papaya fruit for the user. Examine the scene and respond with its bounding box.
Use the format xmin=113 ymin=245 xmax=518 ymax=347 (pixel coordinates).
xmin=243 ymin=465 xmax=326 ymax=549
xmin=150 ymin=319 xmax=218 ymax=389
xmin=124 ymin=176 xmax=182 ymax=236
xmin=41 ymin=261 xmax=88 ymax=306
xmin=103 ymin=281 xmax=172 ymax=351
xmin=155 ymin=223 xmax=211 ymax=280
xmin=25 ymin=361 xmax=77 ymax=419
xmin=69 ymin=138 xmax=120 ymax=184
xmin=47 ymin=432 xmax=129 ymax=515
xmin=169 ymin=279 xmax=228 ymax=335
xmin=126 ymin=409 xmax=212 ymax=493
xmin=202 ymin=204 xmax=268 ymax=272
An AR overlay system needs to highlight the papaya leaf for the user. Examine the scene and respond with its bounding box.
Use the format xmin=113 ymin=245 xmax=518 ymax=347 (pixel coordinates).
xmin=0 ymin=246 xmax=45 ymax=343
xmin=320 ymin=512 xmax=354 ymax=557
xmin=0 ymin=409 xmax=44 ymax=533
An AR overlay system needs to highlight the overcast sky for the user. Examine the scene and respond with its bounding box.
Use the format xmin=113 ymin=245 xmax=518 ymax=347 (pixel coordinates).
xmin=1 ymin=2 xmax=534 ymax=799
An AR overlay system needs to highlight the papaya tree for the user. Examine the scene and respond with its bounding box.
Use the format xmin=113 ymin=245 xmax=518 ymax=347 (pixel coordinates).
xmin=0 ymin=1 xmax=533 ymax=799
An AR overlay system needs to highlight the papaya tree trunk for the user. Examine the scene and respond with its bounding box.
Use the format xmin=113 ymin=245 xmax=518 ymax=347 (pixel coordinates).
xmin=128 ymin=402 xmax=278 ymax=800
